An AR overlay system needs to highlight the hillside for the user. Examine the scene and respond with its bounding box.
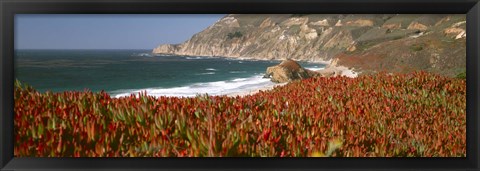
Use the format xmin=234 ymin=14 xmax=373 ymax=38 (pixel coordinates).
xmin=152 ymin=14 xmax=466 ymax=77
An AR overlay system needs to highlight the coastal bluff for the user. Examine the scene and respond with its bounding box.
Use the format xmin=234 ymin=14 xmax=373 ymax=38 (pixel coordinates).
xmin=153 ymin=14 xmax=466 ymax=77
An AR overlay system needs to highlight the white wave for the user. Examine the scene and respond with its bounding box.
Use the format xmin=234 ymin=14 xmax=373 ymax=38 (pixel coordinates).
xmin=111 ymin=74 xmax=276 ymax=98
xmin=229 ymin=71 xmax=247 ymax=74
xmin=195 ymin=72 xmax=216 ymax=75
xmin=205 ymin=68 xmax=217 ymax=71
xmin=305 ymin=66 xmax=325 ymax=71
xmin=186 ymin=57 xmax=203 ymax=60
xmin=133 ymin=53 xmax=153 ymax=57
xmin=231 ymin=78 xmax=248 ymax=82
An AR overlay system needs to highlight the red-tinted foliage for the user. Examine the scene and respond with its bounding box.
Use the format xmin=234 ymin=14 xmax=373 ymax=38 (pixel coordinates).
xmin=13 ymin=72 xmax=466 ymax=157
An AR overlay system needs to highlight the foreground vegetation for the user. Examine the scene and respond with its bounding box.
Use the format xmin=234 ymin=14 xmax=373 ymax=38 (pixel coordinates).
xmin=14 ymin=72 xmax=466 ymax=157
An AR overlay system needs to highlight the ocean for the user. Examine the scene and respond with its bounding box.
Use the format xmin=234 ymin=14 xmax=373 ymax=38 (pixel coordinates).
xmin=15 ymin=50 xmax=326 ymax=97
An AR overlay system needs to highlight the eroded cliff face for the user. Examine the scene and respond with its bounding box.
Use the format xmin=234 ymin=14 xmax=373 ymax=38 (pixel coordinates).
xmin=153 ymin=14 xmax=466 ymax=76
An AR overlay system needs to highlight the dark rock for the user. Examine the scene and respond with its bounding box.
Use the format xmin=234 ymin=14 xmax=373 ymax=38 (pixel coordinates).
xmin=263 ymin=73 xmax=272 ymax=79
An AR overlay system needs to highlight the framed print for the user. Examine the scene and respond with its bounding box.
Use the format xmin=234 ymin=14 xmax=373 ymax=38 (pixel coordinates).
xmin=1 ymin=0 xmax=479 ymax=170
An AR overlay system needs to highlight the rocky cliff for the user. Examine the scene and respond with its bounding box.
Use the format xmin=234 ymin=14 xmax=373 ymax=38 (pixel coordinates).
xmin=153 ymin=14 xmax=466 ymax=77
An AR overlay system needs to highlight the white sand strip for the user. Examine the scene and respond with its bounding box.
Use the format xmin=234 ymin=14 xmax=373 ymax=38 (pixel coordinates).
xmin=226 ymin=82 xmax=288 ymax=97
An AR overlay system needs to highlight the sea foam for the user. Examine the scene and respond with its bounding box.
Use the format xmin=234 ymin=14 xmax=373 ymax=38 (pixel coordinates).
xmin=133 ymin=53 xmax=153 ymax=57
xmin=205 ymin=68 xmax=217 ymax=71
xmin=186 ymin=57 xmax=204 ymax=60
xmin=195 ymin=72 xmax=216 ymax=75
xmin=111 ymin=74 xmax=275 ymax=98
xmin=305 ymin=66 xmax=325 ymax=71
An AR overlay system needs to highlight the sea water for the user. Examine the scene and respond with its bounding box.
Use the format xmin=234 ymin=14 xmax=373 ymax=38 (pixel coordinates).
xmin=15 ymin=50 xmax=326 ymax=97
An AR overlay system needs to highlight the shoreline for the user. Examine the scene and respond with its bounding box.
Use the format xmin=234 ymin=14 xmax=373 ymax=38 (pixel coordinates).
xmin=110 ymin=66 xmax=357 ymax=99
xmin=110 ymin=74 xmax=285 ymax=98
xmin=224 ymin=66 xmax=358 ymax=98
xmin=111 ymin=82 xmax=288 ymax=99
xmin=118 ymin=53 xmax=357 ymax=98
xmin=225 ymin=82 xmax=288 ymax=97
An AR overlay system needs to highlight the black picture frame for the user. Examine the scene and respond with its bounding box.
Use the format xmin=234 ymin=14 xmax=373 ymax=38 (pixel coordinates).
xmin=1 ymin=0 xmax=479 ymax=170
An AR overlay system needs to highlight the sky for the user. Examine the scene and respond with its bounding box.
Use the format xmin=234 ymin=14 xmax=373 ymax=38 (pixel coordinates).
xmin=15 ymin=14 xmax=225 ymax=50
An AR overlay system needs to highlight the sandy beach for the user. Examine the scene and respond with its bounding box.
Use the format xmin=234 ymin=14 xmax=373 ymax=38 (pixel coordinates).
xmin=226 ymin=82 xmax=288 ymax=97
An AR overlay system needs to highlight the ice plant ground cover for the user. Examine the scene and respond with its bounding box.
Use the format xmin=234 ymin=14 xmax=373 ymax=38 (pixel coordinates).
xmin=14 ymin=71 xmax=466 ymax=157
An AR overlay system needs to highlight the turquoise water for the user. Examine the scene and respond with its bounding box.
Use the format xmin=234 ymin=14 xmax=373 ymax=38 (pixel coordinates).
xmin=15 ymin=50 xmax=326 ymax=97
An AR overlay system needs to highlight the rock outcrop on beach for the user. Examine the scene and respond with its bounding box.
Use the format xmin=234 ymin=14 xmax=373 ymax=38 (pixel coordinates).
xmin=264 ymin=59 xmax=320 ymax=83
xmin=153 ymin=14 xmax=466 ymax=77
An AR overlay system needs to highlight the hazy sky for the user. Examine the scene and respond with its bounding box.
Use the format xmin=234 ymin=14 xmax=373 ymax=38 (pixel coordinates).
xmin=15 ymin=14 xmax=225 ymax=50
